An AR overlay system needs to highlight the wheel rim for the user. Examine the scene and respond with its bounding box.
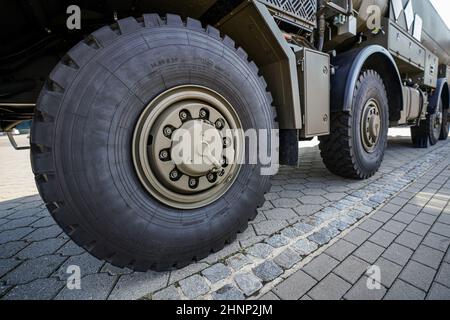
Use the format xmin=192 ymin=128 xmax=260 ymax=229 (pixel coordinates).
xmin=132 ymin=85 xmax=243 ymax=209
xmin=431 ymin=102 xmax=443 ymax=140
xmin=361 ymin=98 xmax=382 ymax=153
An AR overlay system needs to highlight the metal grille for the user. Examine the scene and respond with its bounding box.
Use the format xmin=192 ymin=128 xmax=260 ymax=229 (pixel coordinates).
xmin=262 ymin=0 xmax=317 ymax=28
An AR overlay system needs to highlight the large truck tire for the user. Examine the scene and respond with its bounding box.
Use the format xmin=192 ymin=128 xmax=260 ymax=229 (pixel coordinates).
xmin=412 ymin=97 xmax=444 ymax=147
xmin=319 ymin=70 xmax=389 ymax=180
xmin=30 ymin=15 xmax=277 ymax=271
xmin=439 ymin=103 xmax=449 ymax=140
xmin=429 ymin=97 xmax=444 ymax=145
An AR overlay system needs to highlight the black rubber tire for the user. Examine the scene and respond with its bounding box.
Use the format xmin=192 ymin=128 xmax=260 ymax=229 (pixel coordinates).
xmin=410 ymin=119 xmax=429 ymax=149
xmin=440 ymin=106 xmax=449 ymax=141
xmin=429 ymin=97 xmax=443 ymax=146
xmin=319 ymin=70 xmax=389 ymax=179
xmin=30 ymin=15 xmax=277 ymax=271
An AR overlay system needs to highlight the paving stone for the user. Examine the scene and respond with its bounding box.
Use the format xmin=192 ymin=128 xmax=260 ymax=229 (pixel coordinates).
xmin=303 ymin=254 xmax=339 ymax=281
xmin=0 ymin=241 xmax=28 ymax=259
xmin=56 ymin=241 xmax=85 ymax=256
xmin=393 ymin=212 xmax=416 ymax=225
xmin=0 ymin=216 xmax=40 ymax=231
xmin=344 ymin=228 xmax=371 ymax=246
xmin=344 ymin=276 xmax=387 ymax=300
xmin=406 ymin=221 xmax=431 ymax=237
xmin=399 ymin=260 xmax=436 ymax=291
xmin=2 ymin=255 xmax=65 ymax=285
xmin=178 ymin=274 xmax=210 ymax=299
xmin=435 ymin=263 xmax=450 ymax=288
xmin=201 ymin=263 xmax=231 ymax=284
xmin=16 ymin=238 xmax=67 ymax=260
xmin=299 ymin=196 xmax=327 ymax=205
xmin=274 ymin=248 xmax=302 ymax=270
xmin=358 ymin=219 xmax=383 ymax=233
xmin=354 ymin=242 xmax=385 ymax=264
xmin=100 ymin=263 xmax=133 ymax=276
xmin=325 ymin=240 xmax=357 ymax=261
xmin=273 ymin=270 xmax=316 ymax=300
xmin=226 ymin=254 xmax=252 ymax=271
xmin=24 ymin=225 xmax=63 ymax=242
xmin=402 ymin=204 xmax=423 ymax=215
xmin=368 ymin=229 xmax=397 ymax=248
xmin=109 ymin=271 xmax=169 ymax=300
xmin=292 ymin=239 xmax=318 ymax=256
xmin=234 ymin=272 xmax=263 ymax=296
xmin=265 ymin=234 xmax=290 ymax=248
xmin=411 ymin=245 xmax=445 ymax=269
xmin=56 ymin=273 xmax=117 ymax=300
xmin=293 ymin=222 xmax=315 ymax=234
xmin=253 ymin=261 xmax=283 ymax=282
xmin=329 ymin=219 xmax=351 ymax=232
xmin=371 ymin=211 xmax=393 ymax=223
xmin=426 ymin=282 xmax=450 ymax=300
xmin=307 ymin=229 xmax=332 ymax=246
xmin=431 ymin=223 xmax=450 ymax=237
xmin=422 ymin=233 xmax=450 ymax=252
xmin=381 ymin=203 xmax=402 ymax=214
xmin=395 ymin=231 xmax=423 ymax=250
xmin=333 ymin=256 xmax=370 ymax=284
xmin=53 ymin=253 xmax=105 ymax=280
xmin=415 ymin=213 xmax=438 ymax=225
xmin=30 ymin=216 xmax=55 ymax=228
xmin=294 ymin=205 xmax=323 ymax=216
xmin=247 ymin=243 xmax=273 ymax=259
xmin=382 ymin=243 xmax=414 ymax=266
xmin=374 ymin=257 xmax=403 ymax=288
xmin=308 ymin=273 xmax=352 ymax=300
xmin=0 ymin=258 xmax=21 ymax=278
xmin=253 ymin=220 xmax=288 ymax=236
xmin=324 ymin=193 xmax=347 ymax=201
xmin=0 ymin=227 xmax=34 ymax=244
xmin=259 ymin=291 xmax=280 ymax=300
xmin=213 ymin=284 xmax=245 ymax=300
xmin=383 ymin=220 xmax=407 ymax=234
xmin=270 ymin=199 xmax=300 ymax=210
xmin=3 ymin=278 xmax=64 ymax=300
xmin=152 ymin=285 xmax=181 ymax=300
xmin=384 ymin=279 xmax=426 ymax=300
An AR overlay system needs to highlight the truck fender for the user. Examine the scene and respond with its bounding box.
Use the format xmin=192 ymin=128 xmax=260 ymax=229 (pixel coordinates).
xmin=331 ymin=45 xmax=403 ymax=121
xmin=429 ymin=79 xmax=449 ymax=114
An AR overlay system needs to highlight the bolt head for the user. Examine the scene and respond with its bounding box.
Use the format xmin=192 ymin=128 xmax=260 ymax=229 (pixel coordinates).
xmin=199 ymin=109 xmax=207 ymax=118
xmin=170 ymin=170 xmax=179 ymax=179
xmin=159 ymin=150 xmax=169 ymax=160
xmin=163 ymin=127 xmax=173 ymax=137
xmin=215 ymin=119 xmax=224 ymax=129
xmin=189 ymin=178 xmax=197 ymax=187
xmin=180 ymin=111 xmax=188 ymax=120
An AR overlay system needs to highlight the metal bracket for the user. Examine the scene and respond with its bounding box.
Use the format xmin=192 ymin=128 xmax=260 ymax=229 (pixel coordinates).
xmin=6 ymin=132 xmax=30 ymax=150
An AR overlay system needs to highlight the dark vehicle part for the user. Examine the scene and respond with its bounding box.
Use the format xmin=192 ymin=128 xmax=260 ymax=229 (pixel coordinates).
xmin=31 ymin=15 xmax=276 ymax=271
xmin=320 ymin=70 xmax=389 ymax=179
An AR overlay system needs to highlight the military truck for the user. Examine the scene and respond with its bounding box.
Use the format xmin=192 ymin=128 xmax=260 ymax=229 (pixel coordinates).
xmin=1 ymin=0 xmax=449 ymax=271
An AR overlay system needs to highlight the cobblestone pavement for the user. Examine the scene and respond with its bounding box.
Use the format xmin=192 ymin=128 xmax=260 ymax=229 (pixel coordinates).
xmin=0 ymin=130 xmax=449 ymax=300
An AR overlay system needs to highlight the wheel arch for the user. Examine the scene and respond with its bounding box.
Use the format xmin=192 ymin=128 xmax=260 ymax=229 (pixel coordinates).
xmin=429 ymin=79 xmax=449 ymax=113
xmin=331 ymin=45 xmax=403 ymax=121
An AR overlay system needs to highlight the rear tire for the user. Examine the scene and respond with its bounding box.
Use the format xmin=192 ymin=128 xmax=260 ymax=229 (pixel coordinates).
xmin=440 ymin=106 xmax=449 ymax=140
xmin=429 ymin=97 xmax=443 ymax=145
xmin=319 ymin=70 xmax=389 ymax=179
xmin=31 ymin=15 xmax=276 ymax=271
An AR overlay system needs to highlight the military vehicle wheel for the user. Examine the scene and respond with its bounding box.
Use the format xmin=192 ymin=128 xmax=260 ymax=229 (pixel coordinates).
xmin=439 ymin=103 xmax=449 ymax=140
xmin=319 ymin=70 xmax=389 ymax=179
xmin=30 ymin=15 xmax=276 ymax=271
xmin=429 ymin=98 xmax=444 ymax=145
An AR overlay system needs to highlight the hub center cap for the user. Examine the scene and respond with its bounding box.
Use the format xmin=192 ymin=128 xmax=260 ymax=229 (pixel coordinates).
xmin=171 ymin=120 xmax=224 ymax=177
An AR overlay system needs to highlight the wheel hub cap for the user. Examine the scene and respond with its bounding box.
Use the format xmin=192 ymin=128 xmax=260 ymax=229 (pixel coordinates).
xmin=132 ymin=86 xmax=243 ymax=209
xmin=361 ymin=99 xmax=381 ymax=153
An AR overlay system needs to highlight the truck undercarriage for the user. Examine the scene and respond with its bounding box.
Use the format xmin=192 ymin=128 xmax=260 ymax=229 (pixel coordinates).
xmin=1 ymin=0 xmax=449 ymax=270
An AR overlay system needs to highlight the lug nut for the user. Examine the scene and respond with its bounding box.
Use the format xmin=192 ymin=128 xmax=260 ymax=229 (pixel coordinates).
xmin=188 ymin=178 xmax=198 ymax=189
xmin=207 ymin=173 xmax=217 ymax=183
xmin=215 ymin=119 xmax=224 ymax=129
xmin=199 ymin=109 xmax=208 ymax=119
xmin=223 ymin=137 xmax=231 ymax=148
xmin=159 ymin=150 xmax=169 ymax=161
xmin=163 ymin=126 xmax=173 ymax=138
xmin=179 ymin=111 xmax=189 ymax=121
xmin=170 ymin=170 xmax=180 ymax=181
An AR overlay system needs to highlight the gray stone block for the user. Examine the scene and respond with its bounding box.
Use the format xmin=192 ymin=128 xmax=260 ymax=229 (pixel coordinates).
xmin=152 ymin=286 xmax=181 ymax=300
xmin=234 ymin=272 xmax=263 ymax=296
xmin=274 ymin=248 xmax=302 ymax=270
xmin=213 ymin=285 xmax=245 ymax=300
xmin=253 ymin=261 xmax=283 ymax=282
xmin=384 ymin=279 xmax=426 ymax=300
xmin=303 ymin=254 xmax=339 ymax=281
xmin=109 ymin=271 xmax=170 ymax=300
xmin=399 ymin=260 xmax=436 ymax=291
xmin=273 ymin=270 xmax=316 ymax=300
xmin=56 ymin=273 xmax=117 ymax=300
xmin=308 ymin=273 xmax=351 ymax=300
xmin=201 ymin=263 xmax=232 ymax=284
xmin=333 ymin=255 xmax=369 ymax=284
